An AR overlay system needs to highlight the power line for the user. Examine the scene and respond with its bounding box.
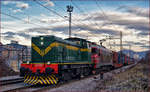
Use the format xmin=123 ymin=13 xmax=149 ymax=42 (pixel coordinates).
xmin=53 ymin=1 xmax=66 ymax=13
xmin=35 ymin=0 xmax=106 ymax=39
xmin=35 ymin=0 xmax=88 ymax=29
xmin=3 ymin=5 xmax=42 ymax=23
xmin=1 ymin=26 xmax=17 ymax=31
xmin=1 ymin=12 xmax=47 ymax=28
xmin=34 ymin=0 xmax=66 ymax=19
xmin=54 ymin=1 xmax=99 ymax=38
xmin=71 ymin=1 xmax=113 ymax=43
xmin=3 ymin=1 xmax=88 ymax=39
xmin=53 ymin=1 xmax=89 ymax=27
xmin=71 ymin=1 xmax=97 ymax=26
xmin=95 ymin=0 xmax=108 ymax=20
xmin=71 ymin=1 xmax=105 ymax=36
xmin=34 ymin=0 xmax=94 ymax=38
xmin=95 ymin=1 xmax=121 ymax=29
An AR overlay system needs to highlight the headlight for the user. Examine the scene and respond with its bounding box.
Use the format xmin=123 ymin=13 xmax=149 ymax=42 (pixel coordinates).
xmin=27 ymin=61 xmax=30 ymax=64
xmin=40 ymin=37 xmax=44 ymax=40
xmin=41 ymin=42 xmax=44 ymax=45
xmin=47 ymin=61 xmax=51 ymax=65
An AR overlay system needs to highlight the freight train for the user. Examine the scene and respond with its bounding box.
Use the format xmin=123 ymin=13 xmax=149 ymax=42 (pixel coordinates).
xmin=20 ymin=35 xmax=134 ymax=85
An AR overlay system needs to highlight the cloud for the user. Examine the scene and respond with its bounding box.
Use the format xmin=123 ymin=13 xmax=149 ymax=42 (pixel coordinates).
xmin=44 ymin=0 xmax=54 ymax=7
xmin=2 ymin=1 xmax=29 ymax=9
xmin=2 ymin=31 xmax=31 ymax=39
xmin=92 ymin=11 xmax=149 ymax=31
xmin=3 ymin=32 xmax=16 ymax=36
xmin=138 ymin=31 xmax=149 ymax=36
xmin=140 ymin=46 xmax=149 ymax=49
xmin=2 ymin=1 xmax=16 ymax=5
xmin=117 ymin=5 xmax=149 ymax=17
xmin=16 ymin=2 xmax=29 ymax=9
xmin=125 ymin=41 xmax=146 ymax=46
xmin=2 ymin=4 xmax=149 ymax=51
xmin=13 ymin=9 xmax=22 ymax=13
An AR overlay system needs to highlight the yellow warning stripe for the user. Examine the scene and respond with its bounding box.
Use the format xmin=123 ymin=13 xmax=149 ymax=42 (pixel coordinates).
xmin=44 ymin=45 xmax=51 ymax=55
xmin=45 ymin=76 xmax=50 ymax=84
xmin=26 ymin=76 xmax=32 ymax=83
xmin=24 ymin=75 xmax=58 ymax=85
xmin=52 ymin=74 xmax=58 ymax=81
xmin=40 ymin=77 xmax=47 ymax=84
xmin=24 ymin=75 xmax=27 ymax=79
xmin=32 ymin=43 xmax=43 ymax=56
xmin=33 ymin=76 xmax=38 ymax=84
xmin=80 ymin=48 xmax=91 ymax=52
xmin=29 ymin=76 xmax=35 ymax=84
xmin=50 ymin=76 xmax=57 ymax=84
xmin=32 ymin=42 xmax=91 ymax=57
xmin=47 ymin=76 xmax=53 ymax=84
xmin=24 ymin=75 xmax=29 ymax=83
xmin=38 ymin=79 xmax=43 ymax=84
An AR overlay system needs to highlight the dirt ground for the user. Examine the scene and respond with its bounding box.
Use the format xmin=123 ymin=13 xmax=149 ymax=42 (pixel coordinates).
xmin=94 ymin=61 xmax=149 ymax=92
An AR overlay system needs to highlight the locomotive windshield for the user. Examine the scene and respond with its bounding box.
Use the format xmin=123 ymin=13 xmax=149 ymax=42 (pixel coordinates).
xmin=92 ymin=48 xmax=97 ymax=53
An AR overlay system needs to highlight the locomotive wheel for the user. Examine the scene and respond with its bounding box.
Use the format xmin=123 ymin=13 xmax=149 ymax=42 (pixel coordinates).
xmin=61 ymin=71 xmax=71 ymax=82
xmin=84 ymin=67 xmax=91 ymax=76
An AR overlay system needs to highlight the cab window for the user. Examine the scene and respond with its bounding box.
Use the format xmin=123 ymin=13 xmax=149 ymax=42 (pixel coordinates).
xmin=92 ymin=48 xmax=97 ymax=53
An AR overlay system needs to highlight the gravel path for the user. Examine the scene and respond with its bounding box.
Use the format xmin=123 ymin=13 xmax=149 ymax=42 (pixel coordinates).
xmin=38 ymin=64 xmax=141 ymax=92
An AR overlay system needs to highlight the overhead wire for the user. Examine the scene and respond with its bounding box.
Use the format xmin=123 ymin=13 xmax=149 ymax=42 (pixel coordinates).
xmin=34 ymin=0 xmax=97 ymax=38
xmin=34 ymin=0 xmax=65 ymax=19
xmin=95 ymin=0 xmax=123 ymax=36
xmin=53 ymin=1 xmax=100 ymax=38
xmin=95 ymin=0 xmax=126 ymax=50
xmin=53 ymin=1 xmax=90 ymax=28
xmin=3 ymin=5 xmax=43 ymax=23
xmin=2 ymin=0 xmax=108 ymax=41
xmin=71 ymin=1 xmax=107 ymax=39
xmin=2 ymin=1 xmax=85 ymax=39
xmin=1 ymin=12 xmax=47 ymax=28
xmin=71 ymin=1 xmax=105 ymax=29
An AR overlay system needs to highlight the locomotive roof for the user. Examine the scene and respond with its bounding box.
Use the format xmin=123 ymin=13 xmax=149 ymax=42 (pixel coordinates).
xmin=33 ymin=35 xmax=81 ymax=47
xmin=65 ymin=37 xmax=87 ymax=42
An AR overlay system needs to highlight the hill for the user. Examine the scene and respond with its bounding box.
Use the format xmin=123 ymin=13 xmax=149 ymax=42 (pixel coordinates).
xmin=118 ymin=49 xmax=149 ymax=60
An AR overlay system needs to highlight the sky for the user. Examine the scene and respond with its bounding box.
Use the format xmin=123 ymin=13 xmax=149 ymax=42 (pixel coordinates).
xmin=1 ymin=0 xmax=149 ymax=52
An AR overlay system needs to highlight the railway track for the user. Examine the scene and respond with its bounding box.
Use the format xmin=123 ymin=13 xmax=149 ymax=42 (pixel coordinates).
xmin=0 ymin=63 xmax=137 ymax=92
xmin=0 ymin=77 xmax=24 ymax=86
xmin=0 ymin=76 xmax=30 ymax=92
xmin=0 ymin=83 xmax=32 ymax=92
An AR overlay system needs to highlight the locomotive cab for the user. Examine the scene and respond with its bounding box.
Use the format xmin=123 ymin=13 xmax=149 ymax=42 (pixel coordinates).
xmin=20 ymin=35 xmax=92 ymax=85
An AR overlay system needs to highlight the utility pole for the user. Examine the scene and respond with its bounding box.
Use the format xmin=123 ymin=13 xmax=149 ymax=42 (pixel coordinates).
xmin=108 ymin=36 xmax=112 ymax=49
xmin=66 ymin=5 xmax=73 ymax=38
xmin=129 ymin=45 xmax=131 ymax=56
xmin=120 ymin=31 xmax=123 ymax=56
xmin=0 ymin=0 xmax=1 ymax=45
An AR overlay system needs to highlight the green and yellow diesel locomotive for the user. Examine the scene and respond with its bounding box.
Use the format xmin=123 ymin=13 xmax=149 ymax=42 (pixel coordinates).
xmin=20 ymin=35 xmax=93 ymax=85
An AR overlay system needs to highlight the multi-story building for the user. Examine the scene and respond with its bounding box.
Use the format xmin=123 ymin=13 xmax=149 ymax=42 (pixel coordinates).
xmin=0 ymin=41 xmax=29 ymax=72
